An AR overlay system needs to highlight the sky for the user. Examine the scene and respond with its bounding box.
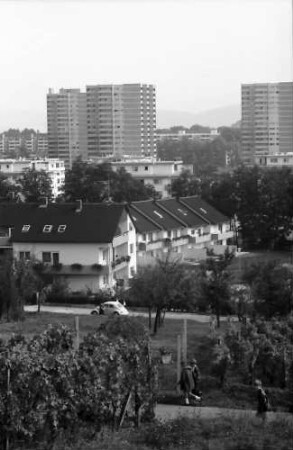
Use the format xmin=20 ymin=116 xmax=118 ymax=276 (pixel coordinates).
xmin=0 ymin=0 xmax=292 ymax=131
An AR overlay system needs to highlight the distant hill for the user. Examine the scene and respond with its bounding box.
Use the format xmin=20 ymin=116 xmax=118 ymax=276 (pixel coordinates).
xmin=157 ymin=104 xmax=240 ymax=129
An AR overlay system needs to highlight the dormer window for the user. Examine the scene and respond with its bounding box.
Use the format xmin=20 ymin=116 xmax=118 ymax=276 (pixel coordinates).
xmin=153 ymin=210 xmax=163 ymax=219
xmin=22 ymin=225 xmax=30 ymax=233
xmin=177 ymin=208 xmax=187 ymax=216
xmin=58 ymin=225 xmax=66 ymax=233
xmin=200 ymin=208 xmax=207 ymax=214
xmin=43 ymin=225 xmax=53 ymax=233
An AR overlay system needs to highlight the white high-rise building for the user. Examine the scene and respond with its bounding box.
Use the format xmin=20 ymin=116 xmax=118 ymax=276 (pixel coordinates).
xmin=86 ymin=84 xmax=156 ymax=160
xmin=47 ymin=88 xmax=88 ymax=168
xmin=241 ymin=82 xmax=293 ymax=164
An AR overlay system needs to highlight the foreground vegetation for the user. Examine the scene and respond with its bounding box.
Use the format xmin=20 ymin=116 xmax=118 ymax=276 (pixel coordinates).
xmin=13 ymin=415 xmax=293 ymax=450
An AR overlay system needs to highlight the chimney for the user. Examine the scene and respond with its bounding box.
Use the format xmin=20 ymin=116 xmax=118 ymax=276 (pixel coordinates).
xmin=75 ymin=199 xmax=83 ymax=213
xmin=39 ymin=197 xmax=48 ymax=208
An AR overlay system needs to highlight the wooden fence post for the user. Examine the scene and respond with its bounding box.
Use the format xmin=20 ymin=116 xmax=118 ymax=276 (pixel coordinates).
xmin=75 ymin=316 xmax=80 ymax=350
xmin=5 ymin=354 xmax=11 ymax=450
xmin=177 ymin=334 xmax=182 ymax=394
xmin=182 ymin=319 xmax=187 ymax=363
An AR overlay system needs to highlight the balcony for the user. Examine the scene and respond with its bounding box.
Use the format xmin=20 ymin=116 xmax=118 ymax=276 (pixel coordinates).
xmin=218 ymin=230 xmax=235 ymax=241
xmin=147 ymin=240 xmax=163 ymax=251
xmin=113 ymin=231 xmax=129 ymax=247
xmin=195 ymin=234 xmax=211 ymax=244
xmin=111 ymin=255 xmax=130 ymax=271
xmin=172 ymin=236 xmax=190 ymax=248
xmin=0 ymin=236 xmax=11 ymax=248
xmin=36 ymin=263 xmax=109 ymax=276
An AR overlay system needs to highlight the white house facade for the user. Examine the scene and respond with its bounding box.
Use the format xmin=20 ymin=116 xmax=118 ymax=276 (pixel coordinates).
xmin=0 ymin=202 xmax=136 ymax=293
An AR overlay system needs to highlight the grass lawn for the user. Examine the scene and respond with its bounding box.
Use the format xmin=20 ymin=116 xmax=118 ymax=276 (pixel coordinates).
xmin=228 ymin=250 xmax=292 ymax=283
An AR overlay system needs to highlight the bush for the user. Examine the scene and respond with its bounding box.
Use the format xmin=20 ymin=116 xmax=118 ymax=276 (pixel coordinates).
xmin=0 ymin=321 xmax=157 ymax=449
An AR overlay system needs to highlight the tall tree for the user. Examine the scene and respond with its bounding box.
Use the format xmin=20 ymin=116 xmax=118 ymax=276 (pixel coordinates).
xmin=18 ymin=168 xmax=52 ymax=202
xmin=197 ymin=249 xmax=235 ymax=327
xmin=63 ymin=159 xmax=158 ymax=203
xmin=0 ymin=257 xmax=43 ymax=321
xmin=130 ymin=254 xmax=197 ymax=333
xmin=171 ymin=170 xmax=200 ymax=197
xmin=242 ymin=260 xmax=293 ymax=318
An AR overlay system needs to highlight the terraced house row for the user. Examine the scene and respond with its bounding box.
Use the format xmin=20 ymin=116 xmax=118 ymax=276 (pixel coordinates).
xmin=0 ymin=196 xmax=235 ymax=293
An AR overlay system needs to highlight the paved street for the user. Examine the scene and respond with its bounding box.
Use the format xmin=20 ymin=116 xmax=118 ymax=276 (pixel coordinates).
xmin=24 ymin=304 xmax=237 ymax=323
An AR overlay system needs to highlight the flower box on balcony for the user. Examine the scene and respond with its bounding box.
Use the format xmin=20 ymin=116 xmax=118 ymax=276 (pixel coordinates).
xmin=91 ymin=263 xmax=103 ymax=271
xmin=71 ymin=263 xmax=83 ymax=271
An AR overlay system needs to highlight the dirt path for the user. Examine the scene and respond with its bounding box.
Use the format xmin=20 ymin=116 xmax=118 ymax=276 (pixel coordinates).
xmin=155 ymin=404 xmax=293 ymax=424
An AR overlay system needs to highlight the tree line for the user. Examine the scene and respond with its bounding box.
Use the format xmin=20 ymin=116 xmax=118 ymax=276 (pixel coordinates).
xmin=171 ymin=165 xmax=293 ymax=250
xmin=0 ymin=159 xmax=159 ymax=204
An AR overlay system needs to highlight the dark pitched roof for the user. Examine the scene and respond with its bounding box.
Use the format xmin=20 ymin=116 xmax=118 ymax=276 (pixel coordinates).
xmin=131 ymin=200 xmax=184 ymax=231
xmin=178 ymin=196 xmax=229 ymax=224
xmin=127 ymin=204 xmax=162 ymax=234
xmin=0 ymin=203 xmax=126 ymax=243
xmin=157 ymin=198 xmax=208 ymax=228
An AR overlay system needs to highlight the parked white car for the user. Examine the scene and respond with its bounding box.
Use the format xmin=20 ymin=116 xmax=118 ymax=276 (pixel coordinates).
xmin=91 ymin=301 xmax=129 ymax=316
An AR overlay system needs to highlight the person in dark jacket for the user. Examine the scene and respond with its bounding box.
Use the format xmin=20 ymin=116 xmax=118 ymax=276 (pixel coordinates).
xmin=190 ymin=359 xmax=201 ymax=396
xmin=179 ymin=362 xmax=202 ymax=405
xmin=255 ymin=379 xmax=269 ymax=421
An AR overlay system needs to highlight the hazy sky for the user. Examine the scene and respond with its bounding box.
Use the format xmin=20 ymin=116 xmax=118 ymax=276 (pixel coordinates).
xmin=0 ymin=0 xmax=292 ymax=131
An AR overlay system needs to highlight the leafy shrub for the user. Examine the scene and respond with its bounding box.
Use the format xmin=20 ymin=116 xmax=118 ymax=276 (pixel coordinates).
xmin=0 ymin=320 xmax=157 ymax=448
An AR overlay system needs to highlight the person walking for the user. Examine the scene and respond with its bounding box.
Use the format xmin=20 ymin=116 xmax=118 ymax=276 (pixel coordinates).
xmin=255 ymin=379 xmax=269 ymax=422
xmin=179 ymin=361 xmax=202 ymax=405
xmin=190 ymin=358 xmax=201 ymax=396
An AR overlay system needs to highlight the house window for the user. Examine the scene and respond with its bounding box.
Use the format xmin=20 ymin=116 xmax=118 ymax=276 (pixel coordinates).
xmin=129 ymin=223 xmax=133 ymax=231
xmin=103 ymin=275 xmax=108 ymax=285
xmin=43 ymin=225 xmax=53 ymax=233
xmin=130 ymin=267 xmax=135 ymax=277
xmin=42 ymin=252 xmax=51 ymax=263
xmin=144 ymin=166 xmax=149 ymax=171
xmin=19 ymin=251 xmax=31 ymax=261
xmin=102 ymin=249 xmax=108 ymax=261
xmin=130 ymin=243 xmax=134 ymax=254
xmin=58 ymin=225 xmax=66 ymax=233
xmin=142 ymin=233 xmax=146 ymax=241
xmin=52 ymin=253 xmax=59 ymax=266
xmin=21 ymin=225 xmax=30 ymax=233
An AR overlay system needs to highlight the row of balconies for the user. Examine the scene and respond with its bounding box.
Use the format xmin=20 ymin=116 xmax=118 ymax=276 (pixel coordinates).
xmin=33 ymin=256 xmax=132 ymax=276
xmin=138 ymin=229 xmax=235 ymax=253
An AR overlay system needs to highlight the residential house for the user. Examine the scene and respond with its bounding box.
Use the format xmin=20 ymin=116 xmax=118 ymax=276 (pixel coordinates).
xmin=0 ymin=201 xmax=136 ymax=293
xmin=110 ymin=159 xmax=193 ymax=198
xmin=127 ymin=196 xmax=234 ymax=266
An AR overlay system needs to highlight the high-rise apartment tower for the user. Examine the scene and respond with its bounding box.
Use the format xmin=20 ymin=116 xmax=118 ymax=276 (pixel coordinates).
xmin=47 ymin=88 xmax=87 ymax=168
xmin=86 ymin=84 xmax=156 ymax=160
xmin=241 ymin=82 xmax=293 ymax=164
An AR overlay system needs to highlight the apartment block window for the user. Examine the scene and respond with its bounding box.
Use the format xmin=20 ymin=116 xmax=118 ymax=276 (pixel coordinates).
xmin=43 ymin=225 xmax=53 ymax=233
xmin=19 ymin=251 xmax=31 ymax=261
xmin=21 ymin=225 xmax=30 ymax=233
xmin=58 ymin=225 xmax=66 ymax=233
